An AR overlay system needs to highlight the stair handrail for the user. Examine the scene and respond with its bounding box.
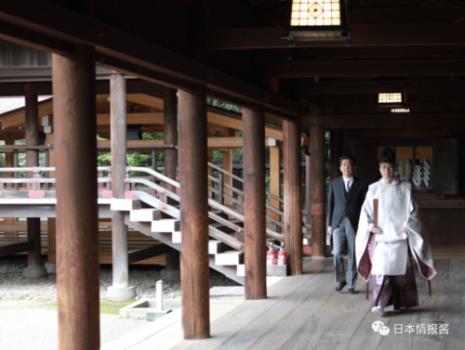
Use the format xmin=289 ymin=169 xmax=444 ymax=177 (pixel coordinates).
xmin=208 ymin=162 xmax=243 ymax=183
xmin=123 ymin=167 xmax=283 ymax=242
xmin=207 ymin=162 xmax=285 ymax=231
xmin=0 ymin=165 xmax=284 ymax=243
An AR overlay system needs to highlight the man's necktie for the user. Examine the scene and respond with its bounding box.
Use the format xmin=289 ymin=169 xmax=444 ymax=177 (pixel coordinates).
xmin=346 ymin=180 xmax=352 ymax=192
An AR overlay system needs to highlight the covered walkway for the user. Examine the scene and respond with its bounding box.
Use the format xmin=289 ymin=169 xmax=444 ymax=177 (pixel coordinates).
xmin=169 ymin=257 xmax=463 ymax=350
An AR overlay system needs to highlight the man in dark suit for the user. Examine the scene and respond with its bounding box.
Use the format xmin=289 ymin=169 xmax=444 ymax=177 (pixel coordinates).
xmin=328 ymin=154 xmax=368 ymax=294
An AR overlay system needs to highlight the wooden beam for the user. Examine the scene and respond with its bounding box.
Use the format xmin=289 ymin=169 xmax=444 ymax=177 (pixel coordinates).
xmin=0 ymin=240 xmax=30 ymax=256
xmin=0 ymin=79 xmax=168 ymax=97
xmin=243 ymin=106 xmax=266 ymax=299
xmin=126 ymin=93 xmax=164 ymax=110
xmin=270 ymin=59 xmax=465 ymax=78
xmin=208 ymin=136 xmax=242 ymax=148
xmin=98 ymin=139 xmax=164 ymax=149
xmin=97 ymin=138 xmax=251 ymax=149
xmin=128 ymin=244 xmax=172 ymax=263
xmin=313 ymin=114 xmax=465 ymax=130
xmin=306 ymin=79 xmax=465 ymax=96
xmin=97 ymin=112 xmax=163 ymax=126
xmin=1 ymin=98 xmax=52 ymax=130
xmin=52 ymin=46 xmax=99 ymax=350
xmin=0 ymin=81 xmax=52 ymax=95
xmin=1 ymin=106 xmax=163 ymax=130
xmin=208 ymin=111 xmax=284 ymax=141
xmin=208 ymin=22 xmax=465 ymax=50
xmin=0 ymin=1 xmax=304 ymax=118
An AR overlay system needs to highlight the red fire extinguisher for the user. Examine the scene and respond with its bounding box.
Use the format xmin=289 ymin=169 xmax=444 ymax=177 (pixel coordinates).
xmin=266 ymin=243 xmax=277 ymax=265
xmin=277 ymin=244 xmax=287 ymax=266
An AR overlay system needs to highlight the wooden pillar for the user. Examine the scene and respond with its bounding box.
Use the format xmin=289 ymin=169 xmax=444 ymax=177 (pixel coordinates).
xmin=242 ymin=106 xmax=266 ymax=299
xmin=283 ymin=119 xmax=302 ymax=274
xmin=330 ymin=130 xmax=342 ymax=179
xmin=4 ymin=138 xmax=16 ymax=237
xmin=45 ymin=134 xmax=56 ymax=264
xmin=107 ymin=73 xmax=135 ymax=301
xmin=162 ymin=89 xmax=180 ymax=281
xmin=207 ymin=149 xmax=213 ymax=182
xmin=23 ymin=86 xmax=46 ymax=278
xmin=304 ymin=152 xmax=312 ymax=227
xmin=269 ymin=145 xmax=281 ymax=227
xmin=222 ymin=147 xmax=234 ymax=206
xmin=178 ymin=86 xmax=210 ymax=339
xmin=164 ymin=89 xmax=178 ymax=182
xmin=52 ymin=46 xmax=99 ymax=350
xmin=309 ymin=123 xmax=326 ymax=257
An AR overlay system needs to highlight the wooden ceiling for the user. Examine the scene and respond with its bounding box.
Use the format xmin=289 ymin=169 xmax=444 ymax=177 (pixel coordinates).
xmin=202 ymin=0 xmax=465 ymax=126
xmin=1 ymin=0 xmax=465 ymax=128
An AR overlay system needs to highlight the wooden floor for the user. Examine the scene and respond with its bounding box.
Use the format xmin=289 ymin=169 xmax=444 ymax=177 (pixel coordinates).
xmin=173 ymin=257 xmax=464 ymax=350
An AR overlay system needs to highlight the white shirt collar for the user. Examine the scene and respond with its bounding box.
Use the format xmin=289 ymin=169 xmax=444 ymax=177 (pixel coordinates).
xmin=380 ymin=177 xmax=399 ymax=185
xmin=342 ymin=176 xmax=354 ymax=182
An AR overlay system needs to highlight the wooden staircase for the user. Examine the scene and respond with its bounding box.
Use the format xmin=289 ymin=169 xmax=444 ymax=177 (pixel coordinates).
xmin=114 ymin=196 xmax=246 ymax=285
xmin=0 ymin=164 xmax=286 ymax=285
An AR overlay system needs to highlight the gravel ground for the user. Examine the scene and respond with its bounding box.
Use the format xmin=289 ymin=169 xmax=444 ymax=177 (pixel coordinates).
xmin=0 ymin=257 xmax=239 ymax=349
xmin=0 ymin=257 xmax=238 ymax=302
xmin=0 ymin=306 xmax=147 ymax=350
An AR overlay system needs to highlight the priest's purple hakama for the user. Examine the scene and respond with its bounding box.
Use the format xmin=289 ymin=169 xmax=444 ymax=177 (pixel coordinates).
xmin=356 ymin=179 xmax=437 ymax=310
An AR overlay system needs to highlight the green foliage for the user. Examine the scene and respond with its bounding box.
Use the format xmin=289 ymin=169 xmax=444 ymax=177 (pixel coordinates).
xmin=211 ymin=150 xmax=223 ymax=164
xmin=97 ymin=132 xmax=166 ymax=167
xmin=127 ymin=152 xmax=152 ymax=167
xmin=142 ymin=132 xmax=164 ymax=141
xmin=207 ymin=97 xmax=241 ymax=113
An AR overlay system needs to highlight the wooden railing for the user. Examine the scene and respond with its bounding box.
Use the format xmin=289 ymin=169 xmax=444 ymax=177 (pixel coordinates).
xmin=207 ymin=162 xmax=285 ymax=232
xmin=0 ymin=165 xmax=284 ymax=251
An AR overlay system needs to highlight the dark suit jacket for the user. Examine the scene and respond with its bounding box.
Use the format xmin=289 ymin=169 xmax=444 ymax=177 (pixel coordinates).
xmin=327 ymin=176 xmax=368 ymax=231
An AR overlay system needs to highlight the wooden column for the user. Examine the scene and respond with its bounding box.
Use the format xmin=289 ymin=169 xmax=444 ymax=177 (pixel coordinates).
xmin=309 ymin=122 xmax=326 ymax=257
xmin=178 ymin=86 xmax=210 ymax=339
xmin=242 ymin=106 xmax=266 ymax=299
xmin=330 ymin=130 xmax=342 ymax=179
xmin=107 ymin=73 xmax=135 ymax=301
xmin=162 ymin=89 xmax=180 ymax=281
xmin=222 ymin=147 xmax=234 ymax=206
xmin=269 ymin=145 xmax=281 ymax=228
xmin=52 ymin=46 xmax=99 ymax=350
xmin=45 ymin=134 xmax=56 ymax=264
xmin=164 ymin=89 xmax=178 ymax=182
xmin=283 ymin=119 xmax=302 ymax=274
xmin=4 ymin=139 xmax=16 ymax=237
xmin=23 ymin=86 xmax=46 ymax=278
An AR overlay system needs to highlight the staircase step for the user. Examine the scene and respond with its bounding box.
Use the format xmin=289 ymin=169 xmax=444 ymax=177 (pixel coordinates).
xmin=236 ymin=264 xmax=245 ymax=277
xmin=208 ymin=240 xmax=227 ymax=255
xmin=129 ymin=209 xmax=161 ymax=222
xmin=215 ymin=250 xmax=243 ymax=266
xmin=172 ymin=231 xmax=182 ymax=244
xmin=151 ymin=219 xmax=180 ymax=232
xmin=111 ymin=199 xmax=141 ymax=211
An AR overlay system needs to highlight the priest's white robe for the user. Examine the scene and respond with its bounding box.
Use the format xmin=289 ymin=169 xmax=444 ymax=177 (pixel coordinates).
xmin=355 ymin=178 xmax=436 ymax=281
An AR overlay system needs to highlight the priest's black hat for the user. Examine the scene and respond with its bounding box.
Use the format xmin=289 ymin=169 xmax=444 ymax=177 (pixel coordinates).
xmin=378 ymin=147 xmax=396 ymax=164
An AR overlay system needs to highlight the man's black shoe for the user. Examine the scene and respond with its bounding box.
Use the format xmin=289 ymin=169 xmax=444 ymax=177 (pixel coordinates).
xmin=348 ymin=287 xmax=357 ymax=294
xmin=335 ymin=281 xmax=347 ymax=292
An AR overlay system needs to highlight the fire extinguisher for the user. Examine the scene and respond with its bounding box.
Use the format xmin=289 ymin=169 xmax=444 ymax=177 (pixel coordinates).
xmin=277 ymin=243 xmax=287 ymax=266
xmin=266 ymin=243 xmax=277 ymax=265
